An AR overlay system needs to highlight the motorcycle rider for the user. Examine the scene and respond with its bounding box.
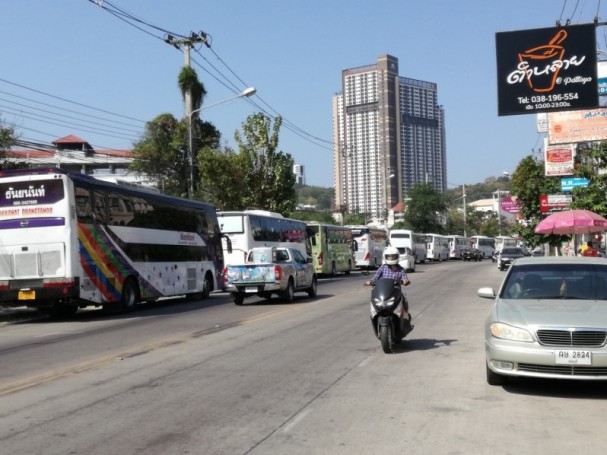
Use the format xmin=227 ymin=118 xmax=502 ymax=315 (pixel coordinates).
xmin=365 ymin=246 xmax=412 ymax=323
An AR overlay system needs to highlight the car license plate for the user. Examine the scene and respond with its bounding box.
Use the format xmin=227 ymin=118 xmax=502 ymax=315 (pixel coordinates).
xmin=555 ymin=350 xmax=592 ymax=365
xmin=245 ymin=286 xmax=258 ymax=293
xmin=18 ymin=290 xmax=36 ymax=300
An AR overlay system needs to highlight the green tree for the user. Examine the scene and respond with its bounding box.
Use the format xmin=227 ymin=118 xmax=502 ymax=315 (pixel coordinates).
xmin=130 ymin=113 xmax=189 ymax=197
xmin=233 ymin=113 xmax=296 ymax=215
xmin=404 ymin=183 xmax=447 ymax=233
xmin=130 ymin=113 xmax=220 ymax=199
xmin=569 ymin=142 xmax=607 ymax=216
xmin=288 ymin=210 xmax=335 ymax=223
xmin=197 ymin=145 xmax=249 ymax=210
xmin=0 ymin=120 xmax=30 ymax=170
xmin=509 ymin=155 xmax=561 ymax=248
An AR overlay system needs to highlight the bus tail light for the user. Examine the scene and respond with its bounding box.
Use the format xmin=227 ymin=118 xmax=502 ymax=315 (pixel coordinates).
xmin=364 ymin=252 xmax=370 ymax=261
xmin=222 ymin=267 xmax=229 ymax=284
xmin=274 ymin=265 xmax=282 ymax=281
xmin=318 ymin=252 xmax=323 ymax=265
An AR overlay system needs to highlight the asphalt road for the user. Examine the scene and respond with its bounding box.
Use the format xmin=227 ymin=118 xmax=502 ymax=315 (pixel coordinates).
xmin=1 ymin=260 xmax=606 ymax=454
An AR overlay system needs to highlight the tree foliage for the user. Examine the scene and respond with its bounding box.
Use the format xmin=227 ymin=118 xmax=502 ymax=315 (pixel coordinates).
xmin=569 ymin=142 xmax=607 ymax=216
xmin=404 ymin=183 xmax=447 ymax=233
xmin=130 ymin=113 xmax=189 ymax=197
xmin=509 ymin=154 xmax=561 ymax=247
xmin=178 ymin=66 xmax=206 ymax=114
xmin=130 ymin=113 xmax=220 ymax=199
xmin=232 ymin=113 xmax=296 ymax=215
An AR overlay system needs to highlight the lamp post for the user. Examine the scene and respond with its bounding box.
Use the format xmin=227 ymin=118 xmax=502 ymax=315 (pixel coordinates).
xmin=455 ymin=184 xmax=467 ymax=237
xmin=187 ymin=86 xmax=257 ymax=199
xmin=497 ymin=171 xmax=510 ymax=237
xmin=384 ymin=172 xmax=395 ymax=229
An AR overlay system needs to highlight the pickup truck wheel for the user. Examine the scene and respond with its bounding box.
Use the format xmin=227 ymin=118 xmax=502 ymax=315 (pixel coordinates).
xmin=232 ymin=294 xmax=245 ymax=305
xmin=281 ymin=279 xmax=295 ymax=303
xmin=307 ymin=276 xmax=318 ymax=297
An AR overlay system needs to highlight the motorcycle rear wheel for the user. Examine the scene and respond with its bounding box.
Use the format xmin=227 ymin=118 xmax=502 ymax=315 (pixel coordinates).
xmin=379 ymin=325 xmax=394 ymax=353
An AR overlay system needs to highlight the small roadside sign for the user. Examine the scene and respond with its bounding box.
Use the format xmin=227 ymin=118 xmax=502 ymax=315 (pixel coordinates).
xmin=561 ymin=177 xmax=589 ymax=192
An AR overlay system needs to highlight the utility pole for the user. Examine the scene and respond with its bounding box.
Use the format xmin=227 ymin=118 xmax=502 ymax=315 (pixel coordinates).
xmin=165 ymin=32 xmax=210 ymax=198
xmin=165 ymin=32 xmax=210 ymax=118
xmin=462 ymin=184 xmax=467 ymax=238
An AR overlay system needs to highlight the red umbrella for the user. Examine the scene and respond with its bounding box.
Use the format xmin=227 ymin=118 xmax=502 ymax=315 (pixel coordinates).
xmin=535 ymin=209 xmax=607 ymax=235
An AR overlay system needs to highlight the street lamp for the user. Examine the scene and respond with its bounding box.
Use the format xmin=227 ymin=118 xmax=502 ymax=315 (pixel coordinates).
xmin=455 ymin=184 xmax=467 ymax=237
xmin=497 ymin=171 xmax=510 ymax=236
xmin=187 ymin=86 xmax=257 ymax=198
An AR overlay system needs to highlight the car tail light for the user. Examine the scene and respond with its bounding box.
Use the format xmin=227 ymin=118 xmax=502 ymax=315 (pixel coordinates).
xmin=274 ymin=265 xmax=282 ymax=281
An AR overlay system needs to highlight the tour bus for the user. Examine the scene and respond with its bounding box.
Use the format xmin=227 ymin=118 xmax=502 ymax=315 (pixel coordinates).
xmin=217 ymin=210 xmax=310 ymax=266
xmin=470 ymin=235 xmax=496 ymax=258
xmin=446 ymin=234 xmax=469 ymax=259
xmin=389 ymin=229 xmax=427 ymax=263
xmin=494 ymin=235 xmax=517 ymax=253
xmin=425 ymin=233 xmax=449 ymax=261
xmin=346 ymin=225 xmax=388 ymax=270
xmin=0 ymin=167 xmax=228 ymax=316
xmin=307 ymin=222 xmax=355 ymax=275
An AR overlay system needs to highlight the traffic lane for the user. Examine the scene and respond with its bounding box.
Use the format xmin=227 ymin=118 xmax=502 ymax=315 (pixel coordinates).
xmin=0 ymin=273 xmax=377 ymax=454
xmin=2 ymin=261 xmax=604 ymax=453
xmin=0 ymin=272 xmax=364 ymax=387
xmin=252 ymin=260 xmax=607 ymax=454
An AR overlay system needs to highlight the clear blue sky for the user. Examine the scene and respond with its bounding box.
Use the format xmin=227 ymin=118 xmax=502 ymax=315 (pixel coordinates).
xmin=1 ymin=0 xmax=605 ymax=189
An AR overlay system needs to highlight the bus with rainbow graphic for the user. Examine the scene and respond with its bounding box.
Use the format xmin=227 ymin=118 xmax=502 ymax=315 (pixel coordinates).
xmin=0 ymin=167 xmax=229 ymax=316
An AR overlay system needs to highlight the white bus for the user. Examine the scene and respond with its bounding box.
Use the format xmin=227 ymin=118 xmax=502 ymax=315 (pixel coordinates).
xmin=346 ymin=225 xmax=388 ymax=270
xmin=446 ymin=234 xmax=469 ymax=259
xmin=217 ymin=210 xmax=310 ymax=266
xmin=425 ymin=233 xmax=449 ymax=261
xmin=0 ymin=167 xmax=228 ymax=316
xmin=389 ymin=229 xmax=427 ymax=263
xmin=494 ymin=235 xmax=517 ymax=253
xmin=470 ymin=235 xmax=495 ymax=258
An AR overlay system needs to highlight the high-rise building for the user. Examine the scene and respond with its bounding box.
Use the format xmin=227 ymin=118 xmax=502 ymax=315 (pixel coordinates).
xmin=293 ymin=164 xmax=305 ymax=185
xmin=333 ymin=54 xmax=446 ymax=224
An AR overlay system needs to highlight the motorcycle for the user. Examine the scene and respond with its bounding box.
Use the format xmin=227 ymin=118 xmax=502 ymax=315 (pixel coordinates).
xmin=367 ymin=278 xmax=413 ymax=353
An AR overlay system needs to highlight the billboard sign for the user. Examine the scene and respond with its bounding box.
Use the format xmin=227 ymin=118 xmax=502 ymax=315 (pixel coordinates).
xmin=560 ymin=177 xmax=589 ymax=192
xmin=548 ymin=108 xmax=607 ymax=144
xmin=539 ymin=194 xmax=572 ymax=213
xmin=599 ymin=61 xmax=607 ymax=95
xmin=544 ymin=144 xmax=575 ymax=176
xmin=496 ymin=23 xmax=598 ymax=116
xmin=500 ymin=196 xmax=521 ymax=214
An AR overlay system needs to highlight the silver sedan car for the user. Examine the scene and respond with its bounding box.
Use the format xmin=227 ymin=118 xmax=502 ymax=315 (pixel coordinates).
xmin=479 ymin=256 xmax=607 ymax=385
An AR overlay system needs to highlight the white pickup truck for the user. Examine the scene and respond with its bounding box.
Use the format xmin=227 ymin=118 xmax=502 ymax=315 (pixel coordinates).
xmin=223 ymin=247 xmax=317 ymax=305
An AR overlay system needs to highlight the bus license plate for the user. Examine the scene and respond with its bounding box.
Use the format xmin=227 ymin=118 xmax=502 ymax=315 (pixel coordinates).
xmin=245 ymin=287 xmax=258 ymax=293
xmin=555 ymin=350 xmax=591 ymax=365
xmin=18 ymin=290 xmax=36 ymax=300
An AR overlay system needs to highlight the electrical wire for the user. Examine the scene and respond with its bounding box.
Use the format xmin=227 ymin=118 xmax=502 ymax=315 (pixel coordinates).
xmin=87 ymin=0 xmax=334 ymax=151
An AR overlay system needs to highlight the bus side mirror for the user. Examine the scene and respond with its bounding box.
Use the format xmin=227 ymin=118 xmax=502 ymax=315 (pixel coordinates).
xmin=223 ymin=235 xmax=233 ymax=254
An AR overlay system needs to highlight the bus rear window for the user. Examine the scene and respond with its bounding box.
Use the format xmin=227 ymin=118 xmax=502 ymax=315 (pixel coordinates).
xmin=0 ymin=179 xmax=65 ymax=207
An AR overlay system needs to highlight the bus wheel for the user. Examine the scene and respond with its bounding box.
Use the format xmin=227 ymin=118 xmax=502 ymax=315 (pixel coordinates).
xmin=331 ymin=262 xmax=337 ymax=276
xmin=121 ymin=278 xmax=140 ymax=312
xmin=345 ymin=261 xmax=351 ymax=275
xmin=202 ymin=273 xmax=213 ymax=299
